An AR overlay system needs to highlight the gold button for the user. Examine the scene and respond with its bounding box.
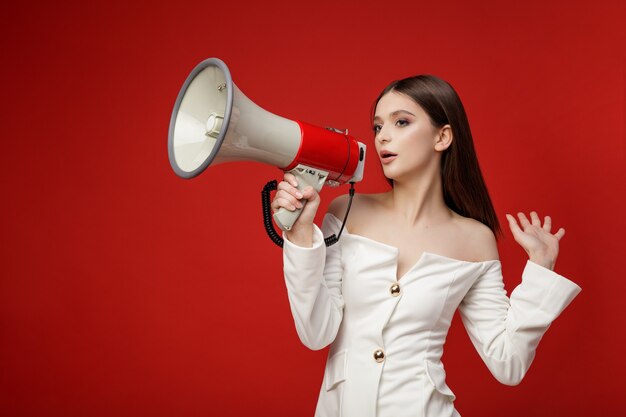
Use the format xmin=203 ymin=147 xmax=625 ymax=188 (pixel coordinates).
xmin=373 ymin=349 xmax=385 ymax=363
xmin=390 ymin=283 xmax=401 ymax=296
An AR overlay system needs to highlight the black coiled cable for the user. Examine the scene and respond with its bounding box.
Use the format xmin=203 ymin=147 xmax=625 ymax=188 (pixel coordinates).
xmin=261 ymin=180 xmax=355 ymax=248
xmin=261 ymin=180 xmax=285 ymax=247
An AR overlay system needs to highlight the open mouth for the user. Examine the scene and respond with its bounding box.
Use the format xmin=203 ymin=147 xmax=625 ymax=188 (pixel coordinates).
xmin=380 ymin=150 xmax=398 ymax=162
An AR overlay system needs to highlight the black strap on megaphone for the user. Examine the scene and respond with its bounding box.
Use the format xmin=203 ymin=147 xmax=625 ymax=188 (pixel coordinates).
xmin=261 ymin=180 xmax=355 ymax=248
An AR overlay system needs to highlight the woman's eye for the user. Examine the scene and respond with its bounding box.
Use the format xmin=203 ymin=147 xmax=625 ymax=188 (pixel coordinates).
xmin=373 ymin=125 xmax=381 ymax=133
xmin=396 ymin=119 xmax=409 ymax=127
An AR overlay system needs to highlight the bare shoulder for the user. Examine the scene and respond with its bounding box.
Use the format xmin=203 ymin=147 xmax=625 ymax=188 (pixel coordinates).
xmin=327 ymin=192 xmax=388 ymax=226
xmin=327 ymin=194 xmax=350 ymax=219
xmin=452 ymin=213 xmax=499 ymax=262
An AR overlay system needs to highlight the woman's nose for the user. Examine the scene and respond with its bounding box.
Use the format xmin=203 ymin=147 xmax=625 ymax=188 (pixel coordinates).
xmin=377 ymin=127 xmax=391 ymax=143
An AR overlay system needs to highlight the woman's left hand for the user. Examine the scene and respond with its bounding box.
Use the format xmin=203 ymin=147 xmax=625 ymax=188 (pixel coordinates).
xmin=505 ymin=211 xmax=565 ymax=270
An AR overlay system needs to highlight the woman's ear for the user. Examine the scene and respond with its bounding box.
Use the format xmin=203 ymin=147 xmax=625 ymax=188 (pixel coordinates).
xmin=434 ymin=125 xmax=453 ymax=151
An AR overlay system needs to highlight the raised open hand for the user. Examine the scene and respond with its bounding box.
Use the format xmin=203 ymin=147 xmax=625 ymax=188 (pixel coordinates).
xmin=505 ymin=211 xmax=565 ymax=270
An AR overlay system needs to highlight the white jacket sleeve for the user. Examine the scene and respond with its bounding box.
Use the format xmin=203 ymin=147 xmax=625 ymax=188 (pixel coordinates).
xmin=459 ymin=260 xmax=581 ymax=386
xmin=282 ymin=214 xmax=345 ymax=350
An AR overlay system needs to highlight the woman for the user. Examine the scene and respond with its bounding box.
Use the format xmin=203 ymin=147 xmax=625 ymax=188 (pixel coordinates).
xmin=271 ymin=75 xmax=581 ymax=417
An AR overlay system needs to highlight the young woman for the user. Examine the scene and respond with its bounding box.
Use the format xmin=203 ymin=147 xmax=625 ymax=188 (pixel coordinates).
xmin=271 ymin=75 xmax=581 ymax=417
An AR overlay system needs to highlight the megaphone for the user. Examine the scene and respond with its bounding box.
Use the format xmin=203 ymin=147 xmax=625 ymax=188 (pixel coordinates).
xmin=168 ymin=58 xmax=366 ymax=232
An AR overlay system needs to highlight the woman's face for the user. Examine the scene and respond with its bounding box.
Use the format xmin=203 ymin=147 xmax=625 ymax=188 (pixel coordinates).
xmin=373 ymin=91 xmax=445 ymax=182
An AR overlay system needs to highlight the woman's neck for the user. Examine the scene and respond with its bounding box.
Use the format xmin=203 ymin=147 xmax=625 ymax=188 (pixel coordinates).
xmin=388 ymin=171 xmax=452 ymax=227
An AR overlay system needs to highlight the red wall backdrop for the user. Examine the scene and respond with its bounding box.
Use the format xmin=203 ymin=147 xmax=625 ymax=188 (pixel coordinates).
xmin=1 ymin=1 xmax=624 ymax=416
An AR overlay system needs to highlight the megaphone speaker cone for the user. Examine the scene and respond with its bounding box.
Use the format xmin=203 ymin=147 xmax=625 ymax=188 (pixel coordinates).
xmin=168 ymin=58 xmax=234 ymax=178
xmin=168 ymin=58 xmax=303 ymax=178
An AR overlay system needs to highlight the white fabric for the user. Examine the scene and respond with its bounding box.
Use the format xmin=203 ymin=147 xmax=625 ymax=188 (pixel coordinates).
xmin=283 ymin=214 xmax=581 ymax=417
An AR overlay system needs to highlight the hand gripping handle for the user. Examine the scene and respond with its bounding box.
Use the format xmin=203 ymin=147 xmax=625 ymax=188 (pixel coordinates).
xmin=273 ymin=165 xmax=328 ymax=231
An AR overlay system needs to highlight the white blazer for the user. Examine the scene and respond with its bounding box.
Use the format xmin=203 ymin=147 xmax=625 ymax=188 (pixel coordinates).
xmin=283 ymin=214 xmax=581 ymax=417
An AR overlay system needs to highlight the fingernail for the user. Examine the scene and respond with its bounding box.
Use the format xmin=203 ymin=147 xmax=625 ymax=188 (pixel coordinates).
xmin=296 ymin=192 xmax=303 ymax=199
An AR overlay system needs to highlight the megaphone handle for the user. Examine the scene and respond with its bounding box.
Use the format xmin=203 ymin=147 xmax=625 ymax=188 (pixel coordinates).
xmin=273 ymin=165 xmax=329 ymax=232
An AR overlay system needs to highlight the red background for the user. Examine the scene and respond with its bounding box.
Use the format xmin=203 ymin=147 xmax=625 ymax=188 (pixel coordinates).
xmin=1 ymin=1 xmax=624 ymax=416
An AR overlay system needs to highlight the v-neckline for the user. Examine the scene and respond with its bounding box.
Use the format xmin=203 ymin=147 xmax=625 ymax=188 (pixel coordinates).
xmin=327 ymin=213 xmax=499 ymax=281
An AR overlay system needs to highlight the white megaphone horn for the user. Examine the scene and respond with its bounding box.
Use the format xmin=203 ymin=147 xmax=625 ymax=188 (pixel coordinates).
xmin=168 ymin=58 xmax=366 ymax=232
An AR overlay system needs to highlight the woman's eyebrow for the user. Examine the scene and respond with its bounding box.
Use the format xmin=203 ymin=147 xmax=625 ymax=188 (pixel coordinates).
xmin=373 ymin=110 xmax=416 ymax=121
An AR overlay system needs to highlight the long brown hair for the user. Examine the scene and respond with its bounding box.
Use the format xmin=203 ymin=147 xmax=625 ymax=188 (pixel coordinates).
xmin=373 ymin=75 xmax=502 ymax=237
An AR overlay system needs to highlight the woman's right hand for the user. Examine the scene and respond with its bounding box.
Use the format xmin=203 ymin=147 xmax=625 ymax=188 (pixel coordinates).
xmin=271 ymin=172 xmax=321 ymax=246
